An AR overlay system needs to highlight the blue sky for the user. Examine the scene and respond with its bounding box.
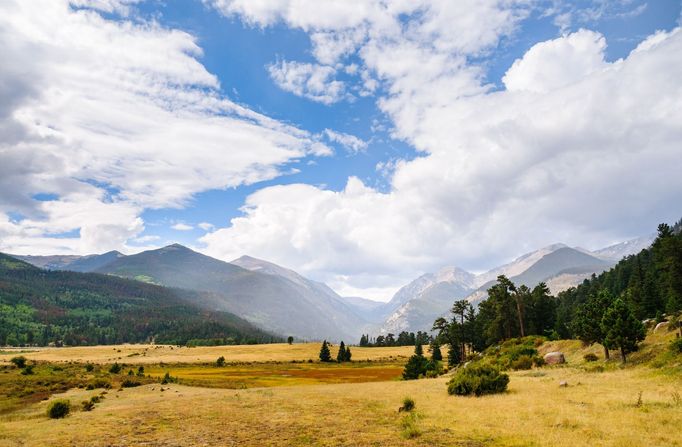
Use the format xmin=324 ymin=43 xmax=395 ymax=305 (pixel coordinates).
xmin=1 ymin=0 xmax=681 ymax=299
xmin=131 ymin=0 xmax=681 ymax=248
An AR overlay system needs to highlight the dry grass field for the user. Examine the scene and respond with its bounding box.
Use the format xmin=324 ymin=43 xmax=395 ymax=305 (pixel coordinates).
xmin=1 ymin=333 xmax=681 ymax=447
xmin=0 ymin=343 xmax=413 ymax=365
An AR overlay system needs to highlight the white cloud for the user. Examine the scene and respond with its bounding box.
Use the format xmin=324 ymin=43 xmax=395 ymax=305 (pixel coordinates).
xmin=201 ymin=26 xmax=682 ymax=298
xmin=198 ymin=222 xmax=215 ymax=231
xmin=0 ymin=0 xmax=330 ymax=255
xmin=503 ymin=29 xmax=607 ymax=93
xmin=171 ymin=223 xmax=194 ymax=231
xmin=267 ymin=60 xmax=345 ymax=104
xmin=323 ymin=129 xmax=368 ymax=154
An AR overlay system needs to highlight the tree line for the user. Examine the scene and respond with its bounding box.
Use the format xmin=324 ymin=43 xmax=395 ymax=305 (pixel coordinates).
xmin=432 ymin=220 xmax=681 ymax=365
xmin=359 ymin=331 xmax=431 ymax=347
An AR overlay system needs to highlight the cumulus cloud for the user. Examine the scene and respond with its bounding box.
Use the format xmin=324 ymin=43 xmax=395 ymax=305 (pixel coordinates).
xmin=267 ymin=60 xmax=345 ymax=104
xmin=171 ymin=223 xmax=194 ymax=231
xmin=201 ymin=19 xmax=682 ymax=298
xmin=0 ymin=0 xmax=330 ymax=255
xmin=323 ymin=129 xmax=368 ymax=154
xmin=503 ymin=29 xmax=607 ymax=93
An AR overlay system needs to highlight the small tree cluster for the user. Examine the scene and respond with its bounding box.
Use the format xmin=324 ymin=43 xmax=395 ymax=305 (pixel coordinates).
xmin=336 ymin=341 xmax=352 ymax=362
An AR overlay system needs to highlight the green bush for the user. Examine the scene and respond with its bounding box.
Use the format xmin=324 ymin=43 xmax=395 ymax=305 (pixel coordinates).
xmin=447 ymin=364 xmax=509 ymax=396
xmin=81 ymin=400 xmax=95 ymax=411
xmin=87 ymin=378 xmax=111 ymax=390
xmin=216 ymin=356 xmax=225 ymax=367
xmin=108 ymin=363 xmax=121 ymax=374
xmin=671 ymin=338 xmax=682 ymax=354
xmin=510 ymin=355 xmax=533 ymax=370
xmin=583 ymin=353 xmax=599 ymax=362
xmin=47 ymin=399 xmax=70 ymax=419
xmin=20 ymin=365 xmax=35 ymax=375
xmin=10 ymin=356 xmax=27 ymax=368
xmin=121 ymin=379 xmax=141 ymax=388
xmin=85 ymin=363 xmax=95 ymax=372
xmin=401 ymin=396 xmax=415 ymax=412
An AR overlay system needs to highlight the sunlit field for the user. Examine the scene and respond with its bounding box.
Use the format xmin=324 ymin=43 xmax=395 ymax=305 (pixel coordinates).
xmin=0 ymin=343 xmax=413 ymax=365
xmin=1 ymin=333 xmax=681 ymax=447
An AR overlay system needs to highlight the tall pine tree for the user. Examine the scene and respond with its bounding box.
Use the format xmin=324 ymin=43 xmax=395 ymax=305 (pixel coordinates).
xmin=319 ymin=340 xmax=332 ymax=362
xmin=601 ymin=298 xmax=646 ymax=363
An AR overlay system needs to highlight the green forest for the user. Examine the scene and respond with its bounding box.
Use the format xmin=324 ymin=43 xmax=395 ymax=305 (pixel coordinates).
xmin=432 ymin=219 xmax=682 ymax=365
xmin=0 ymin=254 xmax=279 ymax=346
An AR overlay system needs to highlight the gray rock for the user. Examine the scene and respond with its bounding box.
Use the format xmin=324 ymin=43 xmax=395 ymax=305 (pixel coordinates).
xmin=543 ymin=351 xmax=566 ymax=365
xmin=654 ymin=321 xmax=669 ymax=333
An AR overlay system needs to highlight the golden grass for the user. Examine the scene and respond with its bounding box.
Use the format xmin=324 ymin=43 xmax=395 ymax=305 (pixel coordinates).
xmin=0 ymin=343 xmax=413 ymax=365
xmin=1 ymin=366 xmax=681 ymax=446
xmin=144 ymin=361 xmax=404 ymax=388
xmin=2 ymin=332 xmax=681 ymax=446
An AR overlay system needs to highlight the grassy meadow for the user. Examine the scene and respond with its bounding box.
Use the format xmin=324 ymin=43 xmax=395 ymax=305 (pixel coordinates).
xmin=1 ymin=333 xmax=681 ymax=446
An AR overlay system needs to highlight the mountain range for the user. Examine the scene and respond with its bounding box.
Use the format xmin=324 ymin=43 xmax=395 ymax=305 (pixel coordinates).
xmin=12 ymin=232 xmax=655 ymax=341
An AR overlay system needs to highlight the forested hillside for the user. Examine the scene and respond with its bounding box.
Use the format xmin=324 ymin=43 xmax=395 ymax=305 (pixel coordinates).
xmin=555 ymin=219 xmax=682 ymax=336
xmin=432 ymin=219 xmax=682 ymax=365
xmin=0 ymin=254 xmax=279 ymax=346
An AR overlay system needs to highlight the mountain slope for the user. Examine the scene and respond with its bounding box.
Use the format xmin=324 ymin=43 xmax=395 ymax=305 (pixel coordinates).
xmin=593 ymin=234 xmax=655 ymax=261
xmin=97 ymin=246 xmax=365 ymax=341
xmin=0 ymin=253 xmax=277 ymax=346
xmin=379 ymin=267 xmax=476 ymax=334
xmin=14 ymin=251 xmax=125 ymax=272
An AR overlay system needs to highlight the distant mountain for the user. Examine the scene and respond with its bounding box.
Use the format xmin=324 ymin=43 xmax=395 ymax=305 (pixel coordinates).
xmin=13 ymin=254 xmax=83 ymax=270
xmin=379 ymin=267 xmax=476 ymax=334
xmin=509 ymin=247 xmax=611 ymax=290
xmin=14 ymin=250 xmax=125 ymax=272
xmin=593 ymin=234 xmax=655 ymax=261
xmin=378 ymin=246 xmax=616 ymax=334
xmin=97 ymin=246 xmax=365 ymax=341
xmin=0 ymin=253 xmax=277 ymax=346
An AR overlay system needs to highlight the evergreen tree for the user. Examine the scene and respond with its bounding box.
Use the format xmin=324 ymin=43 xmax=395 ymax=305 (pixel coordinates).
xmin=287 ymin=336 xmax=294 ymax=345
xmin=601 ymin=298 xmax=646 ymax=364
xmin=319 ymin=340 xmax=332 ymax=362
xmin=344 ymin=346 xmax=352 ymax=362
xmin=336 ymin=341 xmax=347 ymax=362
xmin=572 ymin=289 xmax=613 ymax=359
xmin=402 ymin=341 xmax=427 ymax=380
xmin=430 ymin=340 xmax=442 ymax=361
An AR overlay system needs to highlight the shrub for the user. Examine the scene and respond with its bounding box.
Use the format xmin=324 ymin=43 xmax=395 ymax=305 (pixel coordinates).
xmin=10 ymin=356 xmax=26 ymax=368
xmin=400 ymin=412 xmax=421 ymax=439
xmin=47 ymin=399 xmax=70 ymax=419
xmin=81 ymin=400 xmax=95 ymax=411
xmin=670 ymin=338 xmax=682 ymax=354
xmin=216 ymin=356 xmax=225 ymax=367
xmin=584 ymin=353 xmax=599 ymax=362
xmin=85 ymin=363 xmax=95 ymax=372
xmin=121 ymin=379 xmax=141 ymax=388
xmin=137 ymin=366 xmax=145 ymax=376
xmin=20 ymin=365 xmax=35 ymax=375
xmin=447 ymin=364 xmax=509 ymax=396
xmin=161 ymin=372 xmax=177 ymax=384
xmin=87 ymin=378 xmax=111 ymax=390
xmin=401 ymin=396 xmax=415 ymax=412
xmin=108 ymin=363 xmax=121 ymax=374
xmin=510 ymin=355 xmax=533 ymax=370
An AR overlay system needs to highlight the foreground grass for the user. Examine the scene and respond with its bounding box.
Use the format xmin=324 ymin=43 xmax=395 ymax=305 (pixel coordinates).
xmin=1 ymin=366 xmax=681 ymax=447
xmin=1 ymin=332 xmax=681 ymax=446
xmin=0 ymin=343 xmax=413 ymax=365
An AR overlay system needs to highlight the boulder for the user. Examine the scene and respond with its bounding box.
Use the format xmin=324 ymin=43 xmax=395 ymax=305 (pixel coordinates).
xmin=559 ymin=381 xmax=568 ymax=387
xmin=654 ymin=321 xmax=669 ymax=333
xmin=543 ymin=351 xmax=566 ymax=365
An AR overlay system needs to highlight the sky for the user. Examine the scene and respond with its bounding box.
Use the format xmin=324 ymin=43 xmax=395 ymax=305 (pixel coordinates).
xmin=1 ymin=0 xmax=681 ymax=301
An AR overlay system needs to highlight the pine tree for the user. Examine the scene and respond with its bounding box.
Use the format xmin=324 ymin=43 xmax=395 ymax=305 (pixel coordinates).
xmin=402 ymin=343 xmax=428 ymax=380
xmin=319 ymin=340 xmax=332 ymax=362
xmin=601 ymin=298 xmax=646 ymax=364
xmin=572 ymin=289 xmax=613 ymax=359
xmin=344 ymin=346 xmax=352 ymax=362
xmin=430 ymin=341 xmax=442 ymax=362
xmin=336 ymin=341 xmax=347 ymax=362
xmin=414 ymin=342 xmax=423 ymax=356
